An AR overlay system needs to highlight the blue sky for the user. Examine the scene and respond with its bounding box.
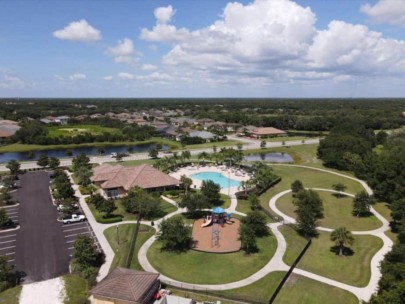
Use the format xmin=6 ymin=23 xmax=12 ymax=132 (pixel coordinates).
xmin=1 ymin=0 xmax=405 ymax=98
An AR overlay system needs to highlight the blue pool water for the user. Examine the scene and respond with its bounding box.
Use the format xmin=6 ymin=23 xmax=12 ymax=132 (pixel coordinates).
xmin=191 ymin=172 xmax=240 ymax=189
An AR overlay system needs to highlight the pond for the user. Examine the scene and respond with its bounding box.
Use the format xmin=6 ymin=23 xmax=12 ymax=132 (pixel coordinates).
xmin=244 ymin=152 xmax=293 ymax=163
xmin=0 ymin=143 xmax=168 ymax=163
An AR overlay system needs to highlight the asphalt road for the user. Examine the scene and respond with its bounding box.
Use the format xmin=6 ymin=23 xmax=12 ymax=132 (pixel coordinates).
xmin=15 ymin=172 xmax=70 ymax=283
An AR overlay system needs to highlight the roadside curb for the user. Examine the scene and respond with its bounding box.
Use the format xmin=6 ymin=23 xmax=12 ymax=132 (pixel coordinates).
xmin=0 ymin=225 xmax=21 ymax=233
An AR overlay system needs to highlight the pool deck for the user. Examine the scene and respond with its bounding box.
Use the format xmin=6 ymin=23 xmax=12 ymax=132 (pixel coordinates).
xmin=169 ymin=165 xmax=250 ymax=195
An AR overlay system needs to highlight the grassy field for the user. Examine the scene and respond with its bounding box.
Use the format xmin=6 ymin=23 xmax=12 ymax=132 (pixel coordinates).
xmin=104 ymin=224 xmax=155 ymax=271
xmin=62 ymin=274 xmax=89 ymax=304
xmin=265 ymin=136 xmax=311 ymax=143
xmin=48 ymin=124 xmax=120 ymax=137
xmin=281 ymin=225 xmax=384 ymax=287
xmin=148 ymin=234 xmax=277 ymax=284
xmin=0 ymin=286 xmax=22 ymax=304
xmin=275 ymin=191 xmax=382 ymax=231
xmin=88 ymin=198 xmax=177 ymax=223
xmin=217 ymin=271 xmax=358 ymax=304
xmin=0 ymin=137 xmax=180 ymax=153
xmin=236 ymin=165 xmax=365 ymax=216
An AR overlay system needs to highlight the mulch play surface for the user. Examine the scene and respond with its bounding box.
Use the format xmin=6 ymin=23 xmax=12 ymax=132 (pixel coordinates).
xmin=192 ymin=218 xmax=241 ymax=253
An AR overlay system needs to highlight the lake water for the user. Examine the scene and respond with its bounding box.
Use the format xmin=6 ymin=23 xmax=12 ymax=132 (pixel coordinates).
xmin=0 ymin=143 xmax=168 ymax=163
xmin=244 ymin=152 xmax=293 ymax=163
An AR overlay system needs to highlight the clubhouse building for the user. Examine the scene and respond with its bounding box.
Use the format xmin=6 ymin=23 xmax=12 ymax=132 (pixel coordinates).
xmin=91 ymin=164 xmax=180 ymax=198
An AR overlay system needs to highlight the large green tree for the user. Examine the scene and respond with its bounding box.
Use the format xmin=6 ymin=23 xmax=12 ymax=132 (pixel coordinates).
xmin=353 ymin=191 xmax=373 ymax=217
xmin=201 ymin=180 xmax=221 ymax=206
xmin=157 ymin=216 xmax=191 ymax=252
xmin=239 ymin=224 xmax=258 ymax=254
xmin=121 ymin=187 xmax=160 ymax=218
xmin=6 ymin=160 xmax=20 ymax=175
xmin=294 ymin=189 xmax=324 ymax=220
xmin=180 ymin=175 xmax=193 ymax=194
xmin=36 ymin=154 xmax=49 ymax=168
xmin=241 ymin=211 xmax=269 ymax=237
xmin=179 ymin=192 xmax=209 ymax=213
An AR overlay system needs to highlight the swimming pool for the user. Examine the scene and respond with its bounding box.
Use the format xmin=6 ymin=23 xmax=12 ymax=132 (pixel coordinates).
xmin=191 ymin=172 xmax=240 ymax=189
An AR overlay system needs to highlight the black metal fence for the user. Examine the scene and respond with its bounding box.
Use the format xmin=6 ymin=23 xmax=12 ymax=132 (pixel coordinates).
xmin=268 ymin=239 xmax=312 ymax=304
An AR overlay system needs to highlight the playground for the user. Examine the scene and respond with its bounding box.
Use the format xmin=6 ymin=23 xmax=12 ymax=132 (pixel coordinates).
xmin=191 ymin=207 xmax=241 ymax=253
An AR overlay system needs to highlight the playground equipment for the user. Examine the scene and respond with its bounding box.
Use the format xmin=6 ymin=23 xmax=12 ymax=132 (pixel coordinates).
xmin=211 ymin=222 xmax=220 ymax=247
xmin=201 ymin=215 xmax=212 ymax=227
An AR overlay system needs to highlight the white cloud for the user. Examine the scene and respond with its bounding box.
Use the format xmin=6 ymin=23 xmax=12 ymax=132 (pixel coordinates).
xmin=106 ymin=38 xmax=134 ymax=56
xmin=118 ymin=72 xmax=134 ymax=80
xmin=141 ymin=64 xmax=158 ymax=71
xmin=103 ymin=76 xmax=113 ymax=81
xmin=113 ymin=56 xmax=138 ymax=65
xmin=139 ymin=0 xmax=405 ymax=85
xmin=69 ymin=73 xmax=87 ymax=80
xmin=361 ymin=0 xmax=405 ymax=26
xmin=53 ymin=19 xmax=101 ymax=42
xmin=54 ymin=74 xmax=65 ymax=81
xmin=154 ymin=5 xmax=176 ymax=24
xmin=0 ymin=75 xmax=24 ymax=89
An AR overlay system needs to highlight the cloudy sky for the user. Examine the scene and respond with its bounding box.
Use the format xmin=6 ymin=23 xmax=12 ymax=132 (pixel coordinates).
xmin=1 ymin=0 xmax=405 ymax=98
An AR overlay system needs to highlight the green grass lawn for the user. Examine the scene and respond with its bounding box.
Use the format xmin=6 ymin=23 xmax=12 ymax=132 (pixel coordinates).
xmin=217 ymin=271 xmax=357 ymax=304
xmin=48 ymin=124 xmax=120 ymax=137
xmin=0 ymin=137 xmax=179 ymax=153
xmin=280 ymin=225 xmax=384 ymax=287
xmin=265 ymin=136 xmax=311 ymax=143
xmin=275 ymin=191 xmax=382 ymax=231
xmin=0 ymin=286 xmax=22 ymax=304
xmin=62 ymin=274 xmax=89 ymax=304
xmin=104 ymin=224 xmax=155 ymax=271
xmin=184 ymin=140 xmax=241 ymax=150
xmin=237 ymin=165 xmax=364 ymax=216
xmin=147 ymin=234 xmax=277 ymax=284
xmin=275 ymin=273 xmax=358 ymax=304
xmin=88 ymin=198 xmax=177 ymax=223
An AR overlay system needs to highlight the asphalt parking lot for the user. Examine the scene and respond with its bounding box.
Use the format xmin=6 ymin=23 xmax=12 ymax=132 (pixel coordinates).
xmin=1 ymin=171 xmax=101 ymax=283
xmin=0 ymin=229 xmax=17 ymax=266
xmin=61 ymin=220 xmax=100 ymax=255
xmin=11 ymin=171 xmax=71 ymax=283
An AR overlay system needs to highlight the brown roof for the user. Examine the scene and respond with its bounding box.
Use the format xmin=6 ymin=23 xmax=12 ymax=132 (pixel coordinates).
xmin=251 ymin=127 xmax=286 ymax=135
xmin=90 ymin=268 xmax=159 ymax=303
xmin=91 ymin=164 xmax=180 ymax=190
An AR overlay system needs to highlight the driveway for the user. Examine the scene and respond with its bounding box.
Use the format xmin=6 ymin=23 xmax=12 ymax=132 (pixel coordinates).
xmin=14 ymin=171 xmax=70 ymax=283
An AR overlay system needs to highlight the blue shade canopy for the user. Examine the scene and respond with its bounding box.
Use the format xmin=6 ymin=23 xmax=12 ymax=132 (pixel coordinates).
xmin=212 ymin=207 xmax=225 ymax=214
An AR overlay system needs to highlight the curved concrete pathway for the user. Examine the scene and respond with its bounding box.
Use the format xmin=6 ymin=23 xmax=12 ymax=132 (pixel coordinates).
xmin=269 ymin=187 xmax=393 ymax=302
xmin=68 ymin=164 xmax=391 ymax=303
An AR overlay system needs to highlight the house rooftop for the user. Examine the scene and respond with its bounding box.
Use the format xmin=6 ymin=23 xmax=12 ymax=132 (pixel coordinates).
xmin=91 ymin=164 xmax=180 ymax=190
xmin=90 ymin=267 xmax=159 ymax=303
xmin=251 ymin=127 xmax=286 ymax=135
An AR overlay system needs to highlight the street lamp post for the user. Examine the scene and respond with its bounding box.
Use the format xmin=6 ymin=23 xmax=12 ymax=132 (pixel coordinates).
xmin=116 ymin=225 xmax=120 ymax=245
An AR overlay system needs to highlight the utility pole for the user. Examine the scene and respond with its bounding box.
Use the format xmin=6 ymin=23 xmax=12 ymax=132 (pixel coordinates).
xmin=116 ymin=225 xmax=120 ymax=245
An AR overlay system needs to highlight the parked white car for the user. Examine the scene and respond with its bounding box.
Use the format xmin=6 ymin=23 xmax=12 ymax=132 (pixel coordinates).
xmin=62 ymin=214 xmax=86 ymax=224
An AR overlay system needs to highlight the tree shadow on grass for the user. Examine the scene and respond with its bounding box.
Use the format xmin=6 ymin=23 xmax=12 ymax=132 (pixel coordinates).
xmin=330 ymin=246 xmax=355 ymax=256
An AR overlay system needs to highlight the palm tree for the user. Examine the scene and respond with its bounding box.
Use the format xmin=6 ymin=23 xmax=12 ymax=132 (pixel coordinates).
xmin=330 ymin=227 xmax=354 ymax=256
xmin=198 ymin=151 xmax=210 ymax=164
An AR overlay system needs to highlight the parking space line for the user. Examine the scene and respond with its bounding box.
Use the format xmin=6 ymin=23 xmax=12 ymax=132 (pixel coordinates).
xmin=65 ymin=231 xmax=91 ymax=238
xmin=0 ymin=234 xmax=16 ymax=239
xmin=66 ymin=239 xmax=77 ymax=243
xmin=63 ymin=227 xmax=88 ymax=232
xmin=6 ymin=211 xmax=19 ymax=215
xmin=68 ymin=246 xmax=74 ymax=250
xmin=0 ymin=240 xmax=16 ymax=244
xmin=5 ymin=252 xmax=15 ymax=256
xmin=0 ymin=246 xmax=16 ymax=250
xmin=60 ymin=222 xmax=87 ymax=228
xmin=8 ymin=215 xmax=18 ymax=218
xmin=7 ymin=259 xmax=15 ymax=262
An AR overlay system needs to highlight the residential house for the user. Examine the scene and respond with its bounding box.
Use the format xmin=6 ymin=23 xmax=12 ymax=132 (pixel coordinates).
xmin=188 ymin=130 xmax=216 ymax=142
xmin=91 ymin=164 xmax=181 ymax=198
xmin=0 ymin=120 xmax=20 ymax=138
xmin=250 ymin=127 xmax=287 ymax=138
xmin=55 ymin=115 xmax=70 ymax=125
xmin=90 ymin=268 xmax=160 ymax=304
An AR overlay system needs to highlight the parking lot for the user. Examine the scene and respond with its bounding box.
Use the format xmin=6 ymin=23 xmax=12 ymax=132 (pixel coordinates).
xmin=0 ymin=204 xmax=20 ymax=266
xmin=0 ymin=229 xmax=17 ymax=266
xmin=61 ymin=220 xmax=100 ymax=255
